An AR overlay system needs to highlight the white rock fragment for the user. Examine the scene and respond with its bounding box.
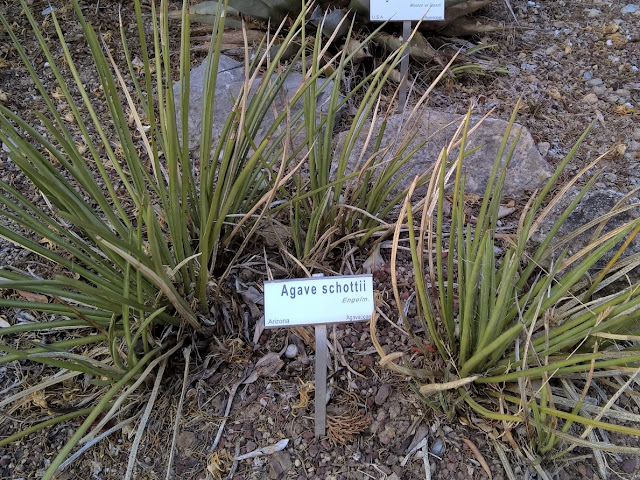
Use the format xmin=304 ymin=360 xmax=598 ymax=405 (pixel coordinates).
xmin=537 ymin=141 xmax=551 ymax=157
xmin=284 ymin=344 xmax=298 ymax=359
xmin=234 ymin=439 xmax=289 ymax=461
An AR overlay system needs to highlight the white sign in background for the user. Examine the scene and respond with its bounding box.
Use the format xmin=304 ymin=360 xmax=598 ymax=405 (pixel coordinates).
xmin=370 ymin=0 xmax=445 ymax=21
xmin=263 ymin=275 xmax=374 ymax=328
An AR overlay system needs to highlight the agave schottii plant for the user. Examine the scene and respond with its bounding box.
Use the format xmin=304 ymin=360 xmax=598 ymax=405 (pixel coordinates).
xmin=0 ymin=0 xmax=445 ymax=476
xmin=373 ymin=104 xmax=640 ymax=464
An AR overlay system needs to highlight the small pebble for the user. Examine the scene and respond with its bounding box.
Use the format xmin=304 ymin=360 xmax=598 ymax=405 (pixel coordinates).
xmin=284 ymin=344 xmax=298 ymax=359
xmin=361 ymin=355 xmax=374 ymax=367
xmin=538 ymin=141 xmax=551 ymax=157
xmin=431 ymin=437 xmax=446 ymax=456
xmin=375 ymin=384 xmax=392 ymax=405
xmin=622 ymin=456 xmax=637 ymax=473
xmin=378 ymin=430 xmax=392 ymax=445
xmin=582 ymin=93 xmax=599 ymax=104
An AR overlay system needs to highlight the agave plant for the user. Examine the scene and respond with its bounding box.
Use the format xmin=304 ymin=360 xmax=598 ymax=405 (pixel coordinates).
xmin=373 ymin=104 xmax=640 ymax=464
xmin=0 ymin=0 xmax=439 ymax=475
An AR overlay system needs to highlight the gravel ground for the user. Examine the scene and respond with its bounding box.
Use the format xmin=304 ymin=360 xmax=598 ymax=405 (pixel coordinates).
xmin=427 ymin=0 xmax=640 ymax=193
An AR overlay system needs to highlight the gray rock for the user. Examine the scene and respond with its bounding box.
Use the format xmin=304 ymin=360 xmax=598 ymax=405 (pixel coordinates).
xmin=375 ymin=384 xmax=392 ymax=405
xmin=431 ymin=437 xmax=446 ymax=455
xmin=333 ymin=109 xmax=552 ymax=197
xmin=621 ymin=456 xmax=637 ymax=473
xmin=175 ymin=55 xmax=243 ymax=151
xmin=268 ymin=450 xmax=293 ymax=479
xmin=530 ymin=188 xmax=640 ymax=264
xmin=174 ymin=55 xmax=339 ymax=151
xmin=621 ymin=4 xmax=640 ymax=14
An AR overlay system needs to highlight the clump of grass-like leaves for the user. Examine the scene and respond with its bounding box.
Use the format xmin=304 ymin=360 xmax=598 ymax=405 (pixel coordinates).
xmin=373 ymin=104 xmax=640 ymax=464
xmin=0 ymin=0 xmax=429 ymax=476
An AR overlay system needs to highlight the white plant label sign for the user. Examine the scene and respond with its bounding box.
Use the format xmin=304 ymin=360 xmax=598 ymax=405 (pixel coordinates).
xmin=370 ymin=0 xmax=445 ymax=21
xmin=263 ymin=275 xmax=374 ymax=328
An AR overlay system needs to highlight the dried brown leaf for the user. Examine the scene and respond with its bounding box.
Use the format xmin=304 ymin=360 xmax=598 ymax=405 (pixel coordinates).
xmin=17 ymin=290 xmax=48 ymax=303
xmin=243 ymin=352 xmax=284 ymax=384
xmin=462 ymin=437 xmax=492 ymax=479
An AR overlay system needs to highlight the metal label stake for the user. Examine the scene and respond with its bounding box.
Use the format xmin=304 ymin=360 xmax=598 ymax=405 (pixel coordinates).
xmin=311 ymin=272 xmax=327 ymax=438
xmin=369 ymin=2 xmax=445 ymax=111
xmin=398 ymin=20 xmax=411 ymax=113
xmin=314 ymin=323 xmax=328 ymax=437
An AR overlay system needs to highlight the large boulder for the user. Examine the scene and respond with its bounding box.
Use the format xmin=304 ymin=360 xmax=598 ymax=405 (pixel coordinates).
xmin=333 ymin=109 xmax=553 ymax=197
xmin=174 ymin=54 xmax=339 ymax=151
